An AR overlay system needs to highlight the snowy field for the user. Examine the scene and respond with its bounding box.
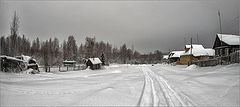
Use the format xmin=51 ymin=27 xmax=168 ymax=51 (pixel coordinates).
xmin=0 ymin=64 xmax=239 ymax=106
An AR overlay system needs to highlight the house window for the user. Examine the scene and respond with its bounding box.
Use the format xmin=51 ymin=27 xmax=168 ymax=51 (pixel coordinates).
xmin=233 ymin=48 xmax=237 ymax=53
xmin=229 ymin=48 xmax=232 ymax=54
xmin=225 ymin=48 xmax=229 ymax=55
xmin=216 ymin=49 xmax=221 ymax=57
xmin=215 ymin=50 xmax=217 ymax=56
xmin=215 ymin=49 xmax=219 ymax=56
xmin=220 ymin=49 xmax=223 ymax=56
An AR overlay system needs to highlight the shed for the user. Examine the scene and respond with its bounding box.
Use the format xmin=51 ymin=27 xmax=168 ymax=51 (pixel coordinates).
xmin=86 ymin=58 xmax=102 ymax=70
xmin=168 ymin=51 xmax=185 ymax=63
xmin=163 ymin=55 xmax=169 ymax=60
xmin=213 ymin=34 xmax=240 ymax=57
xmin=63 ymin=60 xmax=76 ymax=67
xmin=162 ymin=55 xmax=169 ymax=63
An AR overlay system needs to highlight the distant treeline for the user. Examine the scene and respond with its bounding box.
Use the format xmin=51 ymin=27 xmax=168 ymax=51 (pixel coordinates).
xmin=0 ymin=12 xmax=163 ymax=66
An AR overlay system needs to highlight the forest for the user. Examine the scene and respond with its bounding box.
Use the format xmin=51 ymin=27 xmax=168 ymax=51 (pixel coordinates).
xmin=0 ymin=12 xmax=163 ymax=66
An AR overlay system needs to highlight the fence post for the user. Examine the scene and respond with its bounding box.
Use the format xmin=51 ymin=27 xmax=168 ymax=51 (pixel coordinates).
xmin=218 ymin=58 xmax=220 ymax=65
xmin=59 ymin=65 xmax=61 ymax=71
xmin=48 ymin=66 xmax=50 ymax=72
xmin=238 ymin=52 xmax=240 ymax=63
xmin=236 ymin=52 xmax=239 ymax=63
xmin=45 ymin=66 xmax=47 ymax=72
xmin=67 ymin=66 xmax=68 ymax=71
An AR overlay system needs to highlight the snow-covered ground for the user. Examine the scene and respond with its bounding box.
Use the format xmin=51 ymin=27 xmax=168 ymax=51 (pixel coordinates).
xmin=0 ymin=64 xmax=239 ymax=106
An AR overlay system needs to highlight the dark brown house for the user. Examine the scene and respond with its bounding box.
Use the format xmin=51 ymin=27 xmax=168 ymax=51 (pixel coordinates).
xmin=213 ymin=34 xmax=240 ymax=57
xmin=86 ymin=58 xmax=102 ymax=70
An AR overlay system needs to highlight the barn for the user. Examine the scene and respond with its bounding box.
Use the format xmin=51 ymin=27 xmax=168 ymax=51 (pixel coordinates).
xmin=86 ymin=58 xmax=102 ymax=70
xmin=179 ymin=44 xmax=215 ymax=65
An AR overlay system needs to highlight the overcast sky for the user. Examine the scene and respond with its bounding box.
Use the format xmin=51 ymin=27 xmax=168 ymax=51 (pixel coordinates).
xmin=0 ymin=0 xmax=239 ymax=53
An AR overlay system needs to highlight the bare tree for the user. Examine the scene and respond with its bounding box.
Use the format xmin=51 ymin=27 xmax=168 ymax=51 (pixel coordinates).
xmin=9 ymin=11 xmax=19 ymax=56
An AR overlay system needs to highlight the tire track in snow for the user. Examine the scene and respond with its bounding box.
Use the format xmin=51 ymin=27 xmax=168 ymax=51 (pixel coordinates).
xmin=136 ymin=75 xmax=146 ymax=106
xmin=138 ymin=66 xmax=196 ymax=106
xmin=137 ymin=68 xmax=155 ymax=106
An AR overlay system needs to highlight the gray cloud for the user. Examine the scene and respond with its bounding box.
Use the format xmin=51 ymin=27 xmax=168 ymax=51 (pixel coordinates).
xmin=0 ymin=0 xmax=239 ymax=53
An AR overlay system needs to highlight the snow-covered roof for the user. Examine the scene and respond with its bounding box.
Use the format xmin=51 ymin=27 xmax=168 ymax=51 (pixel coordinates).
xmin=185 ymin=44 xmax=204 ymax=50
xmin=204 ymin=48 xmax=215 ymax=56
xmin=163 ymin=55 xmax=169 ymax=59
xmin=15 ymin=55 xmax=33 ymax=63
xmin=63 ymin=60 xmax=76 ymax=63
xmin=0 ymin=55 xmax=24 ymax=62
xmin=22 ymin=55 xmax=32 ymax=62
xmin=217 ymin=34 xmax=240 ymax=45
xmin=88 ymin=58 xmax=102 ymax=64
xmin=169 ymin=51 xmax=185 ymax=58
xmin=183 ymin=44 xmax=215 ymax=57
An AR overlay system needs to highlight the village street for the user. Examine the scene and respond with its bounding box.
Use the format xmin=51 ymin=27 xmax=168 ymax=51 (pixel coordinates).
xmin=0 ymin=64 xmax=240 ymax=106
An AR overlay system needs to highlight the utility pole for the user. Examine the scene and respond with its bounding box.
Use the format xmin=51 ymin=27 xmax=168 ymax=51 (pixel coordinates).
xmin=218 ymin=10 xmax=223 ymax=41
xmin=190 ymin=38 xmax=193 ymax=65
xmin=239 ymin=37 xmax=240 ymax=63
xmin=190 ymin=38 xmax=193 ymax=55
xmin=218 ymin=10 xmax=223 ymax=65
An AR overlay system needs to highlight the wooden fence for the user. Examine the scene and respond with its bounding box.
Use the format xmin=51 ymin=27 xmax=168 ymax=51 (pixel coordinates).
xmin=39 ymin=64 xmax=87 ymax=72
xmin=191 ymin=51 xmax=240 ymax=67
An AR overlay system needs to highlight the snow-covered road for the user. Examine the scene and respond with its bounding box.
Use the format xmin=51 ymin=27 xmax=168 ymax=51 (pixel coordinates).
xmin=138 ymin=66 xmax=196 ymax=106
xmin=0 ymin=64 xmax=239 ymax=106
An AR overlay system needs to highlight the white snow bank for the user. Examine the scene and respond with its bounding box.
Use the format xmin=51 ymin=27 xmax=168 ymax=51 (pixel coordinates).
xmin=112 ymin=70 xmax=122 ymax=73
xmin=22 ymin=69 xmax=39 ymax=74
xmin=1 ymin=64 xmax=239 ymax=106
xmin=152 ymin=64 xmax=240 ymax=106
xmin=109 ymin=64 xmax=120 ymax=68
xmin=0 ymin=65 xmax=144 ymax=106
xmin=23 ymin=69 xmax=34 ymax=74
xmin=185 ymin=64 xmax=199 ymax=70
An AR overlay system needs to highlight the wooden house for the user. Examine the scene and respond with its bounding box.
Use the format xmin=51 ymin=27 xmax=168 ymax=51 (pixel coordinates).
xmin=179 ymin=44 xmax=215 ymax=65
xmin=86 ymin=58 xmax=102 ymax=70
xmin=213 ymin=34 xmax=240 ymax=57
